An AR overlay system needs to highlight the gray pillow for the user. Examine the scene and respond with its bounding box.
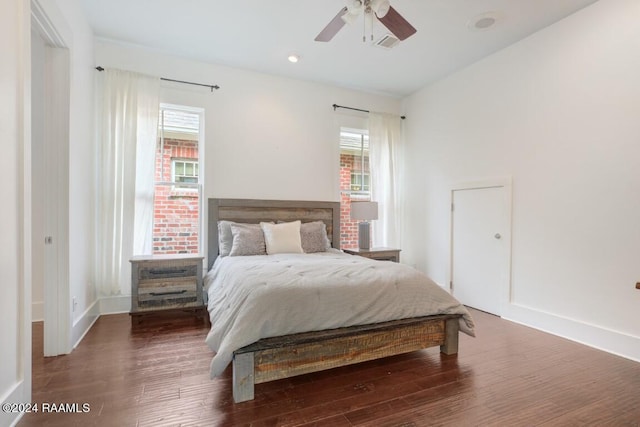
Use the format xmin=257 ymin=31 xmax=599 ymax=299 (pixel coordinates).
xmin=229 ymin=223 xmax=267 ymax=256
xmin=301 ymin=221 xmax=331 ymax=253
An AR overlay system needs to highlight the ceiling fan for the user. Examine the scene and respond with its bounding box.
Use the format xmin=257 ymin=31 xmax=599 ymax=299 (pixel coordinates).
xmin=315 ymin=0 xmax=417 ymax=43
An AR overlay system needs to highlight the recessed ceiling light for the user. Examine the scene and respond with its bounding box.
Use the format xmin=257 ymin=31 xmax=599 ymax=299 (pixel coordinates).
xmin=288 ymin=54 xmax=300 ymax=63
xmin=468 ymin=12 xmax=500 ymax=31
xmin=475 ymin=17 xmax=496 ymax=29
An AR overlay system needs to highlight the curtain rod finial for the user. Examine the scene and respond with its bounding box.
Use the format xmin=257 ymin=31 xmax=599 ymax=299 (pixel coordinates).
xmin=95 ymin=66 xmax=104 ymax=71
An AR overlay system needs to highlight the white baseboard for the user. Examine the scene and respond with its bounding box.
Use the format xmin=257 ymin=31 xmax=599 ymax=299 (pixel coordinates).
xmin=32 ymin=301 xmax=44 ymax=322
xmin=33 ymin=296 xmax=131 ymax=355
xmin=99 ymin=295 xmax=131 ymax=315
xmin=1 ymin=380 xmax=26 ymax=427
xmin=33 ymin=294 xmax=130 ymax=323
xmin=61 ymin=296 xmax=130 ymax=350
xmin=71 ymin=300 xmax=100 ymax=349
xmin=503 ymin=303 xmax=640 ymax=363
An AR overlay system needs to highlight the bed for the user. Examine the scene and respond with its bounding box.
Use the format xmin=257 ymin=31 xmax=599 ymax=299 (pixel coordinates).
xmin=204 ymin=198 xmax=474 ymax=403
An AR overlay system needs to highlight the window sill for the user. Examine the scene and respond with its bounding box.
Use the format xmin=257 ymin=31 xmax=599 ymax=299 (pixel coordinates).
xmin=169 ymin=189 xmax=199 ymax=198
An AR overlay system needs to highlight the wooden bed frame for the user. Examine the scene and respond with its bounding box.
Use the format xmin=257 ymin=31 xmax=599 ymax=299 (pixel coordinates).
xmin=207 ymin=198 xmax=461 ymax=403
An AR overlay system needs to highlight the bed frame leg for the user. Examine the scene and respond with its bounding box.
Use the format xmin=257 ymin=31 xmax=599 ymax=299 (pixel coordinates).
xmin=233 ymin=352 xmax=255 ymax=403
xmin=440 ymin=318 xmax=459 ymax=355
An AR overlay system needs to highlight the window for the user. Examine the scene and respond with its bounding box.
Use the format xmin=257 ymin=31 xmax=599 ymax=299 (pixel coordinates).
xmin=172 ymin=159 xmax=199 ymax=187
xmin=153 ymin=105 xmax=203 ymax=255
xmin=340 ymin=129 xmax=370 ymax=198
xmin=350 ymin=171 xmax=370 ymax=192
xmin=339 ymin=128 xmax=370 ymax=249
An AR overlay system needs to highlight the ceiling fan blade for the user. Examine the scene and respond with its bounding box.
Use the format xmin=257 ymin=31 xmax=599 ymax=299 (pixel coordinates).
xmin=315 ymin=7 xmax=348 ymax=42
xmin=376 ymin=6 xmax=417 ymax=41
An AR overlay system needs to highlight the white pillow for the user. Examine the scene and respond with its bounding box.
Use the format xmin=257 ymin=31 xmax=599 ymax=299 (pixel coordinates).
xmin=261 ymin=221 xmax=303 ymax=255
xmin=217 ymin=220 xmax=235 ymax=257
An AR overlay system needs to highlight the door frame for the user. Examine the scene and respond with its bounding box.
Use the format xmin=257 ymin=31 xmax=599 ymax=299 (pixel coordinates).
xmin=31 ymin=0 xmax=72 ymax=356
xmin=448 ymin=177 xmax=513 ymax=315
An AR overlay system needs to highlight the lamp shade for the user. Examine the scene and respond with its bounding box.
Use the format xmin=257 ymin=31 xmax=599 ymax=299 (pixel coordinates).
xmin=350 ymin=201 xmax=378 ymax=221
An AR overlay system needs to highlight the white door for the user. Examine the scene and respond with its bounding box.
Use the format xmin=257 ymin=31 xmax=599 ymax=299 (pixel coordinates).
xmin=451 ymin=186 xmax=508 ymax=316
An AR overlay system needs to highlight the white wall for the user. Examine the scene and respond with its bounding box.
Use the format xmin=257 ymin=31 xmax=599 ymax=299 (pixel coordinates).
xmin=403 ymin=0 xmax=640 ymax=361
xmin=96 ymin=42 xmax=402 ymax=203
xmin=37 ymin=0 xmax=97 ymax=343
xmin=1 ymin=0 xmax=31 ymax=425
xmin=31 ymin=29 xmax=46 ymax=322
xmin=95 ymin=41 xmax=402 ymax=310
xmin=57 ymin=0 xmax=98 ymax=343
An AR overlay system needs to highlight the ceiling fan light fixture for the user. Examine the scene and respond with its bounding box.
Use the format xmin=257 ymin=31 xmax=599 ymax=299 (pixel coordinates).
xmin=346 ymin=0 xmax=363 ymax=14
xmin=371 ymin=0 xmax=390 ymax=18
xmin=341 ymin=11 xmax=360 ymax=25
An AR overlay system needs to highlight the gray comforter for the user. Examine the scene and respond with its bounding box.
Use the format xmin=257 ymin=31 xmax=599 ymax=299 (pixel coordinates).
xmin=204 ymin=250 xmax=475 ymax=377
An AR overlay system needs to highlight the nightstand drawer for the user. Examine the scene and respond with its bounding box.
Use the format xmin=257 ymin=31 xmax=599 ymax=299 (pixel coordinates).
xmin=138 ymin=264 xmax=198 ymax=280
xmin=137 ymin=277 xmax=199 ymax=309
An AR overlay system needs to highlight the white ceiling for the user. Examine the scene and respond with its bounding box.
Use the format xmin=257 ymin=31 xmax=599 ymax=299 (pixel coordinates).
xmin=80 ymin=0 xmax=599 ymax=98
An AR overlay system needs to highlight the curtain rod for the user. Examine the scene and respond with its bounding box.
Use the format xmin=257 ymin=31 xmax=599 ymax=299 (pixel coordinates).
xmin=95 ymin=66 xmax=220 ymax=92
xmin=332 ymin=103 xmax=406 ymax=120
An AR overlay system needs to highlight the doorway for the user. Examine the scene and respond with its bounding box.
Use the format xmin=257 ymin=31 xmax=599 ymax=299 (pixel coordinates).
xmin=450 ymin=182 xmax=511 ymax=316
xmin=31 ymin=3 xmax=71 ymax=356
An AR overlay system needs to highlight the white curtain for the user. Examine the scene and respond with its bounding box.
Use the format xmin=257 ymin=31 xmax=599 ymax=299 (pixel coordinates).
xmin=96 ymin=69 xmax=159 ymax=296
xmin=369 ymin=112 xmax=403 ymax=248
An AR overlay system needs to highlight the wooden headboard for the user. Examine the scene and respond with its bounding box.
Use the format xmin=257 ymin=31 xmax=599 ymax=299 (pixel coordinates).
xmin=207 ymin=198 xmax=341 ymax=270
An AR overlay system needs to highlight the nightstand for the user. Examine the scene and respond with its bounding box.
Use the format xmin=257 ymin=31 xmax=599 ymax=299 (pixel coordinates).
xmin=342 ymin=247 xmax=401 ymax=263
xmin=130 ymin=254 xmax=206 ymax=324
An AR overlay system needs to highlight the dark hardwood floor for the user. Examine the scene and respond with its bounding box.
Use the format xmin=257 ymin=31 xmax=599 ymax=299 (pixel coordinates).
xmin=20 ymin=308 xmax=640 ymax=426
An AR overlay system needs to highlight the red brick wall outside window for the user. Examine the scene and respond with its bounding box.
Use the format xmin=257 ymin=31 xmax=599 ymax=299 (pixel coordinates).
xmin=153 ymin=138 xmax=200 ymax=254
xmin=340 ymin=153 xmax=370 ymax=249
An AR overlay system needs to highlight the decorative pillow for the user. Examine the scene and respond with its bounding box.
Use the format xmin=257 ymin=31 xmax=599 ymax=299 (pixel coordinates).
xmin=229 ymin=223 xmax=267 ymax=256
xmin=300 ymin=221 xmax=331 ymax=253
xmin=261 ymin=221 xmax=304 ymax=255
xmin=217 ymin=220 xmax=234 ymax=257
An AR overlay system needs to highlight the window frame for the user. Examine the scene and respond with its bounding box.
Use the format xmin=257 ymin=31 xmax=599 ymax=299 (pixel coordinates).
xmin=350 ymin=171 xmax=370 ymax=193
xmin=154 ymin=104 xmax=205 ymax=255
xmin=171 ymin=158 xmax=199 ymax=190
xmin=340 ymin=128 xmax=370 ymax=199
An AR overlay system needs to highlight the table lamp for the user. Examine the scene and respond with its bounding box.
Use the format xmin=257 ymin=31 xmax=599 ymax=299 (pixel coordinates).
xmin=350 ymin=201 xmax=378 ymax=250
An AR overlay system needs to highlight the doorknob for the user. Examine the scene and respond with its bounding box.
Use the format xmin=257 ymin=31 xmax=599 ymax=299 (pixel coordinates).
xmin=494 ymin=233 xmax=501 ymax=239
